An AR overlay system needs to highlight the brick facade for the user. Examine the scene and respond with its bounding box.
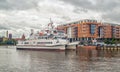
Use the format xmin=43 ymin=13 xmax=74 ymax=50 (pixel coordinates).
xmin=57 ymin=19 xmax=120 ymax=40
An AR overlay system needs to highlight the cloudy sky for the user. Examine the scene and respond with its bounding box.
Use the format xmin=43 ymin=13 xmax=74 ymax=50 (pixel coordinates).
xmin=0 ymin=0 xmax=120 ymax=38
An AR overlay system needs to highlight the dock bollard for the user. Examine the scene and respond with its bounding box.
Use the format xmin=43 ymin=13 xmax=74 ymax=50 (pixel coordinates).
xmin=101 ymin=46 xmax=103 ymax=50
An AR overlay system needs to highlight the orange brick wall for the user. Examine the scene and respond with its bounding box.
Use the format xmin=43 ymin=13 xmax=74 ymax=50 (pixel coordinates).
xmin=57 ymin=20 xmax=120 ymax=39
xmin=102 ymin=24 xmax=112 ymax=38
xmin=112 ymin=25 xmax=120 ymax=38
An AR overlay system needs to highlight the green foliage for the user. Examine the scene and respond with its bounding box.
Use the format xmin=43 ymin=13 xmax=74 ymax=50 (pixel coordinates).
xmin=104 ymin=38 xmax=116 ymax=44
xmin=0 ymin=39 xmax=17 ymax=45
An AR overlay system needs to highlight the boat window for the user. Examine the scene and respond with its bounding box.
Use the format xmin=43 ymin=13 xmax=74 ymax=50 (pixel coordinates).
xmin=50 ymin=42 xmax=52 ymax=44
xmin=37 ymin=42 xmax=52 ymax=44
xmin=24 ymin=42 xmax=29 ymax=44
xmin=62 ymin=37 xmax=67 ymax=39
xmin=21 ymin=42 xmax=23 ymax=44
xmin=58 ymin=30 xmax=64 ymax=33
xmin=54 ymin=37 xmax=57 ymax=39
xmin=48 ymin=34 xmax=54 ymax=38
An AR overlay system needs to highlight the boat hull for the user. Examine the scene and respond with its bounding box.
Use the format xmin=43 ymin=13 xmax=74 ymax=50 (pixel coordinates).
xmin=16 ymin=45 xmax=66 ymax=51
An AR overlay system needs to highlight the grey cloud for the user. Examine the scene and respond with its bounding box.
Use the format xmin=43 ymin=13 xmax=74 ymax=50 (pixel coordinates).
xmin=73 ymin=7 xmax=88 ymax=14
xmin=61 ymin=0 xmax=119 ymax=11
xmin=0 ymin=23 xmax=12 ymax=30
xmin=0 ymin=22 xmax=28 ymax=30
xmin=0 ymin=0 xmax=40 ymax=10
xmin=61 ymin=0 xmax=120 ymax=23
xmin=0 ymin=0 xmax=120 ymax=37
xmin=0 ymin=0 xmax=10 ymax=10
xmin=102 ymin=10 xmax=120 ymax=23
xmin=0 ymin=25 xmax=10 ymax=30
xmin=61 ymin=0 xmax=91 ymax=8
xmin=61 ymin=16 xmax=71 ymax=21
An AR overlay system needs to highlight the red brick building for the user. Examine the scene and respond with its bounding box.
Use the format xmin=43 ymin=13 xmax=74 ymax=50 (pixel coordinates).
xmin=57 ymin=19 xmax=120 ymax=42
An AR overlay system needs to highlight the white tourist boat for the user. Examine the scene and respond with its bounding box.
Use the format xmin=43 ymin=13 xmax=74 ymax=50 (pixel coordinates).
xmin=16 ymin=19 xmax=68 ymax=50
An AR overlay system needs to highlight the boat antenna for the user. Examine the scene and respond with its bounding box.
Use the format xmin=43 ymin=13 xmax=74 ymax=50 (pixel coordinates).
xmin=50 ymin=18 xmax=53 ymax=24
xmin=49 ymin=18 xmax=54 ymax=29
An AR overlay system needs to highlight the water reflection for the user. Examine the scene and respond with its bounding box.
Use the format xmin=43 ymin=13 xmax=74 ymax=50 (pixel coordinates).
xmin=65 ymin=48 xmax=120 ymax=72
xmin=0 ymin=47 xmax=120 ymax=72
xmin=76 ymin=48 xmax=120 ymax=60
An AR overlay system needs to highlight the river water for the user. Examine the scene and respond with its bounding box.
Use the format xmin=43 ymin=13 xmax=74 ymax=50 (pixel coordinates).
xmin=0 ymin=46 xmax=120 ymax=72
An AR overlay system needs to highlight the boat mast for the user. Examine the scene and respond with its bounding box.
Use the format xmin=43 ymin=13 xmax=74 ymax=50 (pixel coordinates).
xmin=50 ymin=18 xmax=53 ymax=29
xmin=47 ymin=18 xmax=54 ymax=34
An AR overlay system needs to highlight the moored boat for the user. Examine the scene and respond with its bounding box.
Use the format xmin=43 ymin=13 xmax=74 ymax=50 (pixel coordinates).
xmin=16 ymin=19 xmax=68 ymax=50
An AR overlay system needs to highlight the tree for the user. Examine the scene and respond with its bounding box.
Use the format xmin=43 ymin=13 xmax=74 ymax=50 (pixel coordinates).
xmin=0 ymin=39 xmax=17 ymax=45
xmin=104 ymin=38 xmax=116 ymax=44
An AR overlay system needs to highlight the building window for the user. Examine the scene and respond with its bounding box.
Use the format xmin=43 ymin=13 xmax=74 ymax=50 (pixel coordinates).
xmin=98 ymin=27 xmax=103 ymax=37
xmin=90 ymin=24 xmax=96 ymax=35
xmin=88 ymin=20 xmax=90 ymax=22
xmin=79 ymin=21 xmax=81 ymax=24
xmin=33 ymin=42 xmax=35 ymax=44
xmin=81 ymin=21 xmax=83 ymax=23
xmin=84 ymin=20 xmax=86 ymax=23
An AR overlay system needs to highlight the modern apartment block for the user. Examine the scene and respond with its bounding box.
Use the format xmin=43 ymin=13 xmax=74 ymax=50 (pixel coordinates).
xmin=98 ymin=23 xmax=113 ymax=38
xmin=98 ymin=23 xmax=120 ymax=39
xmin=111 ymin=24 xmax=120 ymax=38
xmin=57 ymin=19 xmax=120 ymax=42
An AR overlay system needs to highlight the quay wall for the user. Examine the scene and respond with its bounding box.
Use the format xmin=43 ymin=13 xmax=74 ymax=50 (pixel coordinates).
xmin=97 ymin=46 xmax=120 ymax=50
